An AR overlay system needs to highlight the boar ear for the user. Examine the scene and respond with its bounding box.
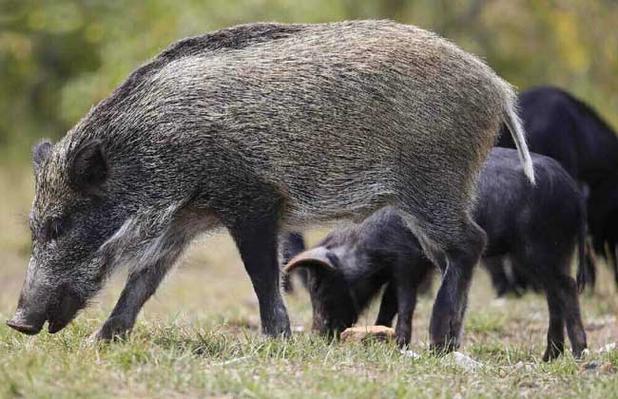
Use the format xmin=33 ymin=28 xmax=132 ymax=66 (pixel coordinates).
xmin=69 ymin=140 xmax=108 ymax=194
xmin=32 ymin=140 xmax=53 ymax=174
xmin=284 ymin=246 xmax=337 ymax=274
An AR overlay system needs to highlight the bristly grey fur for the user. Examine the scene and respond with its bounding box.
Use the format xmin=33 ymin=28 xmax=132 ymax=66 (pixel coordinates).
xmin=11 ymin=20 xmax=533 ymax=344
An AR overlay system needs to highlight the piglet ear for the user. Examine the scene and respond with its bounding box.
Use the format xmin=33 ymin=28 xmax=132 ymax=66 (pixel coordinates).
xmin=32 ymin=140 xmax=53 ymax=174
xmin=284 ymin=246 xmax=337 ymax=274
xmin=69 ymin=140 xmax=108 ymax=195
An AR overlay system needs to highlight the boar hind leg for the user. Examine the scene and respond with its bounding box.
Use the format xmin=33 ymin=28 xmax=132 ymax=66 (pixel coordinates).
xmin=401 ymin=213 xmax=485 ymax=354
xmin=542 ymin=288 xmax=566 ymax=361
xmin=553 ymin=275 xmax=587 ymax=359
xmin=230 ymin=215 xmax=291 ymax=338
xmin=515 ymin=253 xmax=587 ymax=360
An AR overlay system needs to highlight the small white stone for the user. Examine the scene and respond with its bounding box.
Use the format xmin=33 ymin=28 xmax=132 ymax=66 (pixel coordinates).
xmin=511 ymin=361 xmax=537 ymax=372
xmin=400 ymin=349 xmax=421 ymax=359
xmin=446 ymin=351 xmax=483 ymax=371
xmin=511 ymin=360 xmax=534 ymax=371
xmin=490 ymin=298 xmax=507 ymax=307
xmin=597 ymin=342 xmax=616 ymax=354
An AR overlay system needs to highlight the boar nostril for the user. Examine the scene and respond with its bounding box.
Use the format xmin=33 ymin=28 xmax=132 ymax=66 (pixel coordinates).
xmin=6 ymin=319 xmax=42 ymax=335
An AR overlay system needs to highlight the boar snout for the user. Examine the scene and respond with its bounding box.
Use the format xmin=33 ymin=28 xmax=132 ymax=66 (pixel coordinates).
xmin=6 ymin=308 xmax=46 ymax=335
xmin=7 ymin=282 xmax=47 ymax=334
xmin=7 ymin=283 xmax=85 ymax=335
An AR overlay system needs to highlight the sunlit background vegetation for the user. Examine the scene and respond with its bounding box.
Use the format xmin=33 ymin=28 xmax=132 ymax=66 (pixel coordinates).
xmin=1 ymin=0 xmax=617 ymax=163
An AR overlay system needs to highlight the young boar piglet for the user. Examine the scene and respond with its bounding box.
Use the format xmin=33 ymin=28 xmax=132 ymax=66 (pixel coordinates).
xmin=286 ymin=148 xmax=587 ymax=361
xmin=7 ymin=21 xmax=533 ymax=350
xmin=284 ymin=209 xmax=433 ymax=347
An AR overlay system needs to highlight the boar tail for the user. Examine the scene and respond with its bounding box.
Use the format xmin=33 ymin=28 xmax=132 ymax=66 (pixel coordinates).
xmin=503 ymin=98 xmax=535 ymax=184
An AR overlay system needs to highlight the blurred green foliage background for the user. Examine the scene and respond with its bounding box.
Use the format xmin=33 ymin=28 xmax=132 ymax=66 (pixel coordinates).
xmin=1 ymin=0 xmax=617 ymax=163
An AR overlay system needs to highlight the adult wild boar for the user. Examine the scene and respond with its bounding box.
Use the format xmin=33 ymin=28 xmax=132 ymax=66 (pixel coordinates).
xmin=7 ymin=21 xmax=533 ymax=351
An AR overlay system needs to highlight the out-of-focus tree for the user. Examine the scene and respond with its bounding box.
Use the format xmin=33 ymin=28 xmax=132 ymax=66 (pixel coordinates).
xmin=0 ymin=0 xmax=616 ymax=161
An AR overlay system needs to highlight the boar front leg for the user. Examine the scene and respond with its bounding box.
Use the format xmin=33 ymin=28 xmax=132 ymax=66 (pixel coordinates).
xmin=230 ymin=216 xmax=291 ymax=338
xmin=93 ymin=238 xmax=186 ymax=341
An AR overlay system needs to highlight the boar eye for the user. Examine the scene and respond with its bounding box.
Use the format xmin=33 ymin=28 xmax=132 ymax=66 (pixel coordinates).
xmin=42 ymin=217 xmax=68 ymax=242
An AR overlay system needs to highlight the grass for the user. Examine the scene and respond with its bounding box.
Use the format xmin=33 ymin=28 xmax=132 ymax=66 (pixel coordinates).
xmin=1 ymin=167 xmax=618 ymax=398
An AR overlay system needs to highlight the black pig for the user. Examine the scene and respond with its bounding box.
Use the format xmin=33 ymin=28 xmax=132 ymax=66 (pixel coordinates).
xmin=286 ymin=148 xmax=587 ymax=361
xmin=497 ymin=86 xmax=618 ymax=287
